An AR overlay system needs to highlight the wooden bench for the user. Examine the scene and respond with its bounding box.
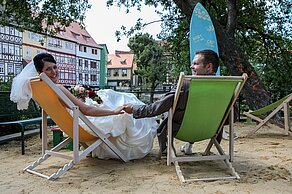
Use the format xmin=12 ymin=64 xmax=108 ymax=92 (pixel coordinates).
xmin=0 ymin=91 xmax=54 ymax=154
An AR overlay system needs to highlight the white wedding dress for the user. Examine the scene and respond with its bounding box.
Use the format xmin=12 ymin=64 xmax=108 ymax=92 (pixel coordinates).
xmin=80 ymin=89 xmax=158 ymax=160
xmin=10 ymin=62 xmax=157 ymax=161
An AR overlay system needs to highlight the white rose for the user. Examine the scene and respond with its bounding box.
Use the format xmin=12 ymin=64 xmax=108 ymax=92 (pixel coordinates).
xmin=74 ymin=85 xmax=80 ymax=91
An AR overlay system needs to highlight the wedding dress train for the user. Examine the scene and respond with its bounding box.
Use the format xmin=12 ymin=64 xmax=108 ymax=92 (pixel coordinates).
xmin=80 ymin=89 xmax=158 ymax=160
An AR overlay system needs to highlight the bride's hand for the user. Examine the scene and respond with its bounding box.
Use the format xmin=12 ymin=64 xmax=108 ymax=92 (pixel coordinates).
xmin=113 ymin=106 xmax=125 ymax=115
xmin=123 ymin=104 xmax=133 ymax=114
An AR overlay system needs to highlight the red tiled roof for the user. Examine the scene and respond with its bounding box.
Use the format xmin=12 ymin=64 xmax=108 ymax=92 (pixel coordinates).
xmin=55 ymin=22 xmax=101 ymax=48
xmin=108 ymin=51 xmax=135 ymax=68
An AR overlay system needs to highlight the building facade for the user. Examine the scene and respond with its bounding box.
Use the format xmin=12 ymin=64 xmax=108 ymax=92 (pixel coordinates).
xmin=61 ymin=23 xmax=103 ymax=87
xmin=22 ymin=30 xmax=46 ymax=62
xmin=0 ymin=25 xmax=22 ymax=81
xmin=3 ymin=22 xmax=108 ymax=88
xmin=47 ymin=30 xmax=76 ymax=86
xmin=107 ymin=50 xmax=138 ymax=89
xmin=98 ymin=44 xmax=109 ymax=88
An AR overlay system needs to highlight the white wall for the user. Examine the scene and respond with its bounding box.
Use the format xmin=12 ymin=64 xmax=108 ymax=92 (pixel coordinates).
xmin=47 ymin=37 xmax=76 ymax=55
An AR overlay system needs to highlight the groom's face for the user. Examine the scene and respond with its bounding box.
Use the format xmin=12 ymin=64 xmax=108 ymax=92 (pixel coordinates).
xmin=42 ymin=62 xmax=59 ymax=83
xmin=190 ymin=54 xmax=213 ymax=75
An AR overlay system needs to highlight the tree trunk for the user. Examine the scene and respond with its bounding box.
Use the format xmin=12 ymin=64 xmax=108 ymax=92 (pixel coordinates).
xmin=214 ymin=20 xmax=271 ymax=110
xmin=173 ymin=0 xmax=272 ymax=110
xmin=150 ymin=83 xmax=155 ymax=103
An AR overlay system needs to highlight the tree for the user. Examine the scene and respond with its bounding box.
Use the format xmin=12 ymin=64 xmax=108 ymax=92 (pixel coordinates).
xmin=128 ymin=33 xmax=167 ymax=103
xmin=0 ymin=0 xmax=91 ymax=34
xmin=0 ymin=75 xmax=13 ymax=91
xmin=108 ymin=0 xmax=292 ymax=113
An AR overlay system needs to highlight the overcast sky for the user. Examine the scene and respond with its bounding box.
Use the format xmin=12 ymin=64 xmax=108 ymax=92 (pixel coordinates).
xmin=85 ymin=1 xmax=162 ymax=54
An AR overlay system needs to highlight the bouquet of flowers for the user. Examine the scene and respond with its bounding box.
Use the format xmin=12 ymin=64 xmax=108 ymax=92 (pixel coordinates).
xmin=69 ymin=84 xmax=103 ymax=104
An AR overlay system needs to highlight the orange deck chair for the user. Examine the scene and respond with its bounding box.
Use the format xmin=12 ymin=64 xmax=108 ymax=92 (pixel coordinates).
xmin=24 ymin=73 xmax=128 ymax=180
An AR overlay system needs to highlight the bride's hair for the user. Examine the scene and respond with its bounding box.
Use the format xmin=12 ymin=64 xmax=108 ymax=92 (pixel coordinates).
xmin=33 ymin=53 xmax=56 ymax=72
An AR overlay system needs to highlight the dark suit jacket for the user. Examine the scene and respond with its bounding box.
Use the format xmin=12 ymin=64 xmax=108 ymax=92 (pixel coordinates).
xmin=133 ymin=81 xmax=190 ymax=151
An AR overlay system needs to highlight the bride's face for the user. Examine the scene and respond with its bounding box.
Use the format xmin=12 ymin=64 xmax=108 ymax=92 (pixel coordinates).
xmin=42 ymin=61 xmax=59 ymax=83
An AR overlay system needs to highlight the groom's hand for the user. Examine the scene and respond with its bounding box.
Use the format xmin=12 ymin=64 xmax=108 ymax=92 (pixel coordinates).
xmin=113 ymin=106 xmax=125 ymax=115
xmin=123 ymin=104 xmax=133 ymax=114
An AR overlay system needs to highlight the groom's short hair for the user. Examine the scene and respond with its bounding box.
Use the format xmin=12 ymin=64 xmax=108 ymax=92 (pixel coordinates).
xmin=195 ymin=50 xmax=219 ymax=73
xmin=33 ymin=53 xmax=56 ymax=73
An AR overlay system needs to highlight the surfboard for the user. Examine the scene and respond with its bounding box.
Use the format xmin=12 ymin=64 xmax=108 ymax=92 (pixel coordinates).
xmin=189 ymin=3 xmax=220 ymax=75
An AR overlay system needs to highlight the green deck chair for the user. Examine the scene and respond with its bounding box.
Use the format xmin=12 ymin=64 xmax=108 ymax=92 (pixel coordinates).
xmin=167 ymin=72 xmax=247 ymax=183
xmin=243 ymin=93 xmax=291 ymax=137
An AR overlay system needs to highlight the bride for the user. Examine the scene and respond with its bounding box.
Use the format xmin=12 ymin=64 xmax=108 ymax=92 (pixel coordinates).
xmin=10 ymin=53 xmax=158 ymax=160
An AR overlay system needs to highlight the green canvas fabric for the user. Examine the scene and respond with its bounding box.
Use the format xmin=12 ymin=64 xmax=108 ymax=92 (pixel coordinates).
xmin=175 ymin=78 xmax=240 ymax=142
xmin=249 ymin=94 xmax=291 ymax=116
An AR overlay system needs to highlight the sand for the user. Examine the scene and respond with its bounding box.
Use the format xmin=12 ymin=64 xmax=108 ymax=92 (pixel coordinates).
xmin=0 ymin=122 xmax=291 ymax=194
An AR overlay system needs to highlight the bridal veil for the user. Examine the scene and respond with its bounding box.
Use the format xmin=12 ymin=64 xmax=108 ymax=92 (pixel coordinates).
xmin=10 ymin=62 xmax=38 ymax=110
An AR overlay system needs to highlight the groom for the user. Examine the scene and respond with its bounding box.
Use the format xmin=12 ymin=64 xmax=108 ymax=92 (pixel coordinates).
xmin=124 ymin=49 xmax=220 ymax=154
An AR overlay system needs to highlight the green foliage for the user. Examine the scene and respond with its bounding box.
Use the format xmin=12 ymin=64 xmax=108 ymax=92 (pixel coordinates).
xmin=107 ymin=0 xmax=292 ymax=101
xmin=0 ymin=0 xmax=91 ymax=34
xmin=0 ymin=76 xmax=13 ymax=91
xmin=251 ymin=46 xmax=292 ymax=100
xmin=159 ymin=17 xmax=190 ymax=79
xmin=231 ymin=0 xmax=292 ymax=101
xmin=128 ymin=33 xmax=167 ymax=91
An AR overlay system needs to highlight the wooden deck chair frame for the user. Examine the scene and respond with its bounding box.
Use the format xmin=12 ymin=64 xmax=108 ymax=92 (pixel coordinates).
xmin=243 ymin=94 xmax=291 ymax=137
xmin=23 ymin=73 xmax=128 ymax=180
xmin=167 ymin=72 xmax=247 ymax=183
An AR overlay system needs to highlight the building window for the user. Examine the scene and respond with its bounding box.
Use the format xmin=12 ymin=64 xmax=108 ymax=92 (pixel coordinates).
xmin=64 ymin=72 xmax=69 ymax=79
xmin=122 ymin=69 xmax=127 ymax=76
xmin=68 ymin=57 xmax=74 ymax=64
xmin=9 ymin=27 xmax=14 ymax=36
xmin=0 ymin=64 xmax=4 ymax=73
xmin=113 ymin=69 xmax=119 ymax=76
xmin=85 ymin=74 xmax=88 ymax=81
xmin=60 ymin=72 xmax=64 ymax=79
xmin=69 ymin=73 xmax=74 ymax=80
xmin=25 ymin=48 xmax=31 ymax=57
xmin=56 ymin=40 xmax=62 ymax=48
xmin=29 ymin=32 xmax=43 ymax=42
xmin=120 ymin=60 xmax=126 ymax=65
xmin=72 ymin=32 xmax=79 ymax=40
xmin=84 ymin=60 xmax=88 ymax=68
xmin=4 ymin=26 xmax=9 ymax=34
xmin=14 ymin=30 xmax=18 ymax=37
xmin=8 ymin=44 xmax=14 ymax=55
xmin=91 ymin=75 xmax=97 ymax=81
xmin=8 ymin=64 xmax=13 ymax=74
xmin=83 ymin=46 xmax=87 ymax=52
xmin=79 ymin=73 xmax=83 ymax=80
xmin=14 ymin=47 xmax=20 ymax=56
xmin=2 ymin=43 xmax=8 ymax=54
xmin=91 ymin=49 xmax=98 ymax=55
xmin=15 ymin=29 xmax=21 ymax=37
xmin=65 ymin=42 xmax=73 ymax=50
xmin=15 ymin=65 xmax=21 ymax=74
xmin=79 ymin=45 xmax=82 ymax=52
xmin=82 ymin=35 xmax=89 ymax=42
xmin=107 ymin=70 xmax=111 ymax=77
xmin=90 ymin=61 xmax=97 ymax=68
